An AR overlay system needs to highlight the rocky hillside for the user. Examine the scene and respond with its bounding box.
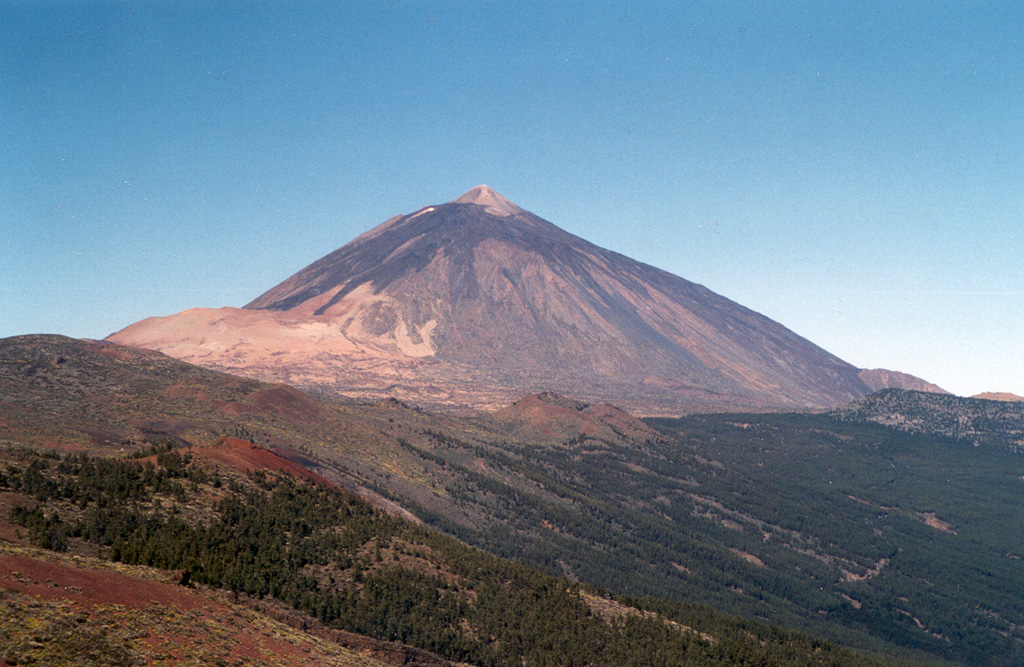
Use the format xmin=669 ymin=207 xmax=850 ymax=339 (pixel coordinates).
xmin=830 ymin=388 xmax=1024 ymax=451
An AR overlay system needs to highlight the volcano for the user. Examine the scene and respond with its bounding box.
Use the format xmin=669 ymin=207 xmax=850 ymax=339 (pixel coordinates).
xmin=109 ymin=185 xmax=880 ymax=412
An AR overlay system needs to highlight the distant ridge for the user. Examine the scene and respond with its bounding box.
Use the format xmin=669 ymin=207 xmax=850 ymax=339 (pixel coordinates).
xmin=109 ymin=186 xmax=936 ymax=413
xmin=858 ymin=368 xmax=949 ymax=395
xmin=831 ymin=388 xmax=1024 ymax=451
xmin=971 ymin=391 xmax=1024 ymax=402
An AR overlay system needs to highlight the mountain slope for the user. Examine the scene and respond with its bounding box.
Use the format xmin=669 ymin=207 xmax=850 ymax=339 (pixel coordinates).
xmin=4 ymin=334 xmax=1019 ymax=665
xmin=0 ymin=392 xmax=907 ymax=667
xmin=109 ymin=186 xmax=876 ymax=413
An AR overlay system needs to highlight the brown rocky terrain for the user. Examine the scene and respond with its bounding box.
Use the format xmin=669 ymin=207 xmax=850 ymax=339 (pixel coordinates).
xmin=492 ymin=391 xmax=659 ymax=445
xmin=108 ymin=186 xmax=913 ymax=414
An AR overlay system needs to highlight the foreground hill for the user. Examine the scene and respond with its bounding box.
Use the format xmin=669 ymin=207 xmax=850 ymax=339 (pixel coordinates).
xmin=109 ymin=186 xmax=889 ymax=413
xmin=5 ymin=335 xmax=1019 ymax=664
xmin=0 ymin=443 xmax=902 ymax=666
xmin=0 ymin=540 xmax=400 ymax=667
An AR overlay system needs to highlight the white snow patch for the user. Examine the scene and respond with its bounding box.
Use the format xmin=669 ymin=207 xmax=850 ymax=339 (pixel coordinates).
xmin=406 ymin=207 xmax=435 ymax=220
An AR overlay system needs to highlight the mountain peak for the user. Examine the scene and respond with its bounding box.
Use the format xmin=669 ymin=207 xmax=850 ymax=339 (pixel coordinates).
xmin=451 ymin=185 xmax=523 ymax=217
xmin=110 ymin=186 xmax=876 ymax=413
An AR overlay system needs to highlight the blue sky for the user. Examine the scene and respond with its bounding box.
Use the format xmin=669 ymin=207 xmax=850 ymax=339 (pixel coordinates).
xmin=3 ymin=1 xmax=1022 ymax=397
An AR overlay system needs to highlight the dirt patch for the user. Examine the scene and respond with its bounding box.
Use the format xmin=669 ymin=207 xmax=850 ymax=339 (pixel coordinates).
xmin=839 ymin=593 xmax=863 ymax=610
xmin=919 ymin=512 xmax=956 ymax=534
xmin=731 ymin=549 xmax=765 ymax=568
xmin=841 ymin=557 xmax=889 ymax=582
xmin=580 ymin=590 xmax=715 ymax=644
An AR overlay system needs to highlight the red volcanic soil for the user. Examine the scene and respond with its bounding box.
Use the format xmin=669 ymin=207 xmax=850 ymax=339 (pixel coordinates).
xmin=194 ymin=437 xmax=339 ymax=489
xmin=0 ymin=550 xmax=361 ymax=666
xmin=0 ymin=551 xmax=210 ymax=612
xmin=1 ymin=544 xmax=446 ymax=666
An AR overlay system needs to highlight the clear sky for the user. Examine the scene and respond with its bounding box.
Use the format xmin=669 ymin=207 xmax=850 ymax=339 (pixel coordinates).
xmin=3 ymin=1 xmax=1022 ymax=397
